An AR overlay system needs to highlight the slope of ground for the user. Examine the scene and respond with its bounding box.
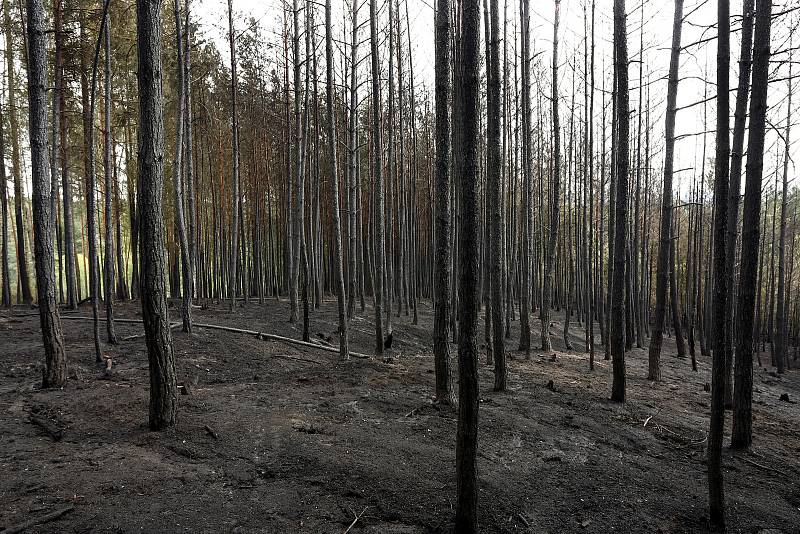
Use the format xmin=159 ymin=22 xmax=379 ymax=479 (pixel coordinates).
xmin=1 ymin=298 xmax=798 ymax=533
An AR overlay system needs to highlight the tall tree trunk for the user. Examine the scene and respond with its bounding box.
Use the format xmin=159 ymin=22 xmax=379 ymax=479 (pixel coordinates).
xmin=5 ymin=0 xmax=32 ymax=304
xmin=289 ymin=0 xmax=302 ymax=321
xmin=368 ymin=0 xmax=385 ymax=353
xmin=0 ymin=64 xmax=10 ymax=307
xmin=137 ymin=0 xmax=178 ymax=430
xmin=26 ymin=0 xmax=67 ymax=388
xmin=52 ymin=0 xmax=74 ymax=309
xmin=433 ymin=0 xmax=455 ymax=404
xmin=488 ymin=0 xmax=504 ymax=390
xmin=541 ymin=0 xmax=561 ymax=353
xmin=184 ymin=0 xmax=196 ymax=304
xmin=775 ymin=49 xmax=792 ymax=375
xmin=346 ymin=0 xmax=359 ymax=319
xmin=172 ymin=0 xmax=192 ymax=331
xmin=103 ymin=13 xmax=117 ymax=343
xmin=610 ymin=0 xmax=629 ymax=403
xmin=517 ymin=0 xmax=531 ymax=353
xmin=227 ymin=0 xmax=241 ymax=311
xmin=724 ymin=0 xmax=754 ymax=406
xmin=708 ymin=0 xmax=731 ymax=527
xmin=85 ymin=0 xmax=111 ymax=362
xmin=325 ymin=0 xmax=348 ymax=360
xmin=647 ymin=0 xmax=683 ymax=380
xmin=454 ymin=0 xmax=481 ymax=526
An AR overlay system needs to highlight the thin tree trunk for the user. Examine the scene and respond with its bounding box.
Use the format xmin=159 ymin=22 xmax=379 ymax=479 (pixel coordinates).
xmin=647 ymin=0 xmax=683 ymax=380
xmin=517 ymin=0 xmax=531 ymax=353
xmin=369 ymin=0 xmax=385 ymax=353
xmin=541 ymin=0 xmax=561 ymax=353
xmin=488 ymin=0 xmax=504 ymax=390
xmin=228 ymin=0 xmax=241 ymax=311
xmin=708 ymin=0 xmax=731 ymax=526
xmin=85 ymin=0 xmax=111 ymax=362
xmin=610 ymin=0 xmax=629 ymax=403
xmin=325 ymin=0 xmax=348 ymax=360
xmin=0 ymin=58 xmax=10 ymax=307
xmin=102 ymin=13 xmax=117 ymax=344
xmin=724 ymin=0 xmax=754 ymax=406
xmin=775 ymin=46 xmax=792 ymax=375
xmin=172 ymin=0 xmax=192 ymax=331
xmin=5 ymin=0 xmax=32 ymax=304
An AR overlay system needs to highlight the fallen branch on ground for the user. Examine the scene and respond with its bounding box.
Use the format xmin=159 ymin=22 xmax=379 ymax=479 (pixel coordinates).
xmin=192 ymin=322 xmax=373 ymax=360
xmin=739 ymin=456 xmax=791 ymax=477
xmin=343 ymin=507 xmax=368 ymax=534
xmin=49 ymin=314 xmax=374 ymax=360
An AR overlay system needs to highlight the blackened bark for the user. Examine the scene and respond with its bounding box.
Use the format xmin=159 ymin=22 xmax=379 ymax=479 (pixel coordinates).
xmin=0 ymin=72 xmax=10 ymax=307
xmin=454 ymin=0 xmax=481 ymax=527
xmin=325 ymin=0 xmax=348 ymax=360
xmin=775 ymin=55 xmax=792 ymax=375
xmin=137 ymin=0 xmax=178 ymax=430
xmin=26 ymin=0 xmax=66 ymax=388
xmin=488 ymin=0 xmax=505 ymax=390
xmin=173 ymin=0 xmax=193 ymax=332
xmin=610 ymin=0 xmax=629 ymax=403
xmin=517 ymin=0 xmax=531 ymax=353
xmin=541 ymin=0 xmax=561 ymax=353
xmin=5 ymin=0 xmax=32 ymax=304
xmin=228 ymin=0 xmax=241 ymax=311
xmin=724 ymin=0 xmax=754 ymax=406
xmin=369 ymin=0 xmax=385 ymax=354
xmin=346 ymin=0 xmax=359 ymax=319
xmin=731 ymin=0 xmax=770 ymax=449
xmin=647 ymin=0 xmax=683 ymax=380
xmin=708 ymin=0 xmax=731 ymax=527
xmin=103 ymin=15 xmax=117 ymax=344
xmin=433 ymin=0 xmax=455 ymax=404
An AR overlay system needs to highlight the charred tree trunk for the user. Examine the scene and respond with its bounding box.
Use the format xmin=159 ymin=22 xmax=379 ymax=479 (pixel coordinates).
xmin=488 ymin=0 xmax=504 ymax=390
xmin=325 ymin=0 xmax=348 ymax=360
xmin=228 ymin=0 xmax=241 ymax=311
xmin=433 ymin=0 xmax=455 ymax=404
xmin=454 ymin=0 xmax=481 ymax=527
xmin=102 ymin=13 xmax=117 ymax=343
xmin=541 ymin=0 xmax=561 ymax=353
xmin=0 ymin=66 xmax=10 ymax=307
xmin=26 ymin=0 xmax=67 ymax=387
xmin=137 ymin=0 xmax=178 ymax=430
xmin=610 ymin=0 xmax=629 ymax=403
xmin=5 ymin=0 xmax=32 ymax=304
xmin=172 ymin=0 xmax=192 ymax=331
xmin=708 ymin=0 xmax=731 ymax=526
xmin=369 ymin=0 xmax=385 ymax=354
xmin=724 ymin=0 xmax=754 ymax=406
xmin=647 ymin=0 xmax=683 ymax=380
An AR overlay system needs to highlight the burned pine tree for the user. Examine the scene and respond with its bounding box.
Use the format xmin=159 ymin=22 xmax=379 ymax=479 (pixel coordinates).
xmin=136 ymin=0 xmax=178 ymax=430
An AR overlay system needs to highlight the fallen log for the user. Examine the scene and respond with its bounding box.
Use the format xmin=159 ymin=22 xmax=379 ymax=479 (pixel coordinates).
xmin=192 ymin=322 xmax=373 ymax=360
xmin=45 ymin=315 xmax=374 ymax=361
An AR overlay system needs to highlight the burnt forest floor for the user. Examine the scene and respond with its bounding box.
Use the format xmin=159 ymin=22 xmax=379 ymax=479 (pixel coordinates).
xmin=1 ymin=297 xmax=799 ymax=533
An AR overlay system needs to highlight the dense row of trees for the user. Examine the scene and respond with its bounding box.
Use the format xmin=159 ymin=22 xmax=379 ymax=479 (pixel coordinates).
xmin=6 ymin=0 xmax=797 ymax=529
